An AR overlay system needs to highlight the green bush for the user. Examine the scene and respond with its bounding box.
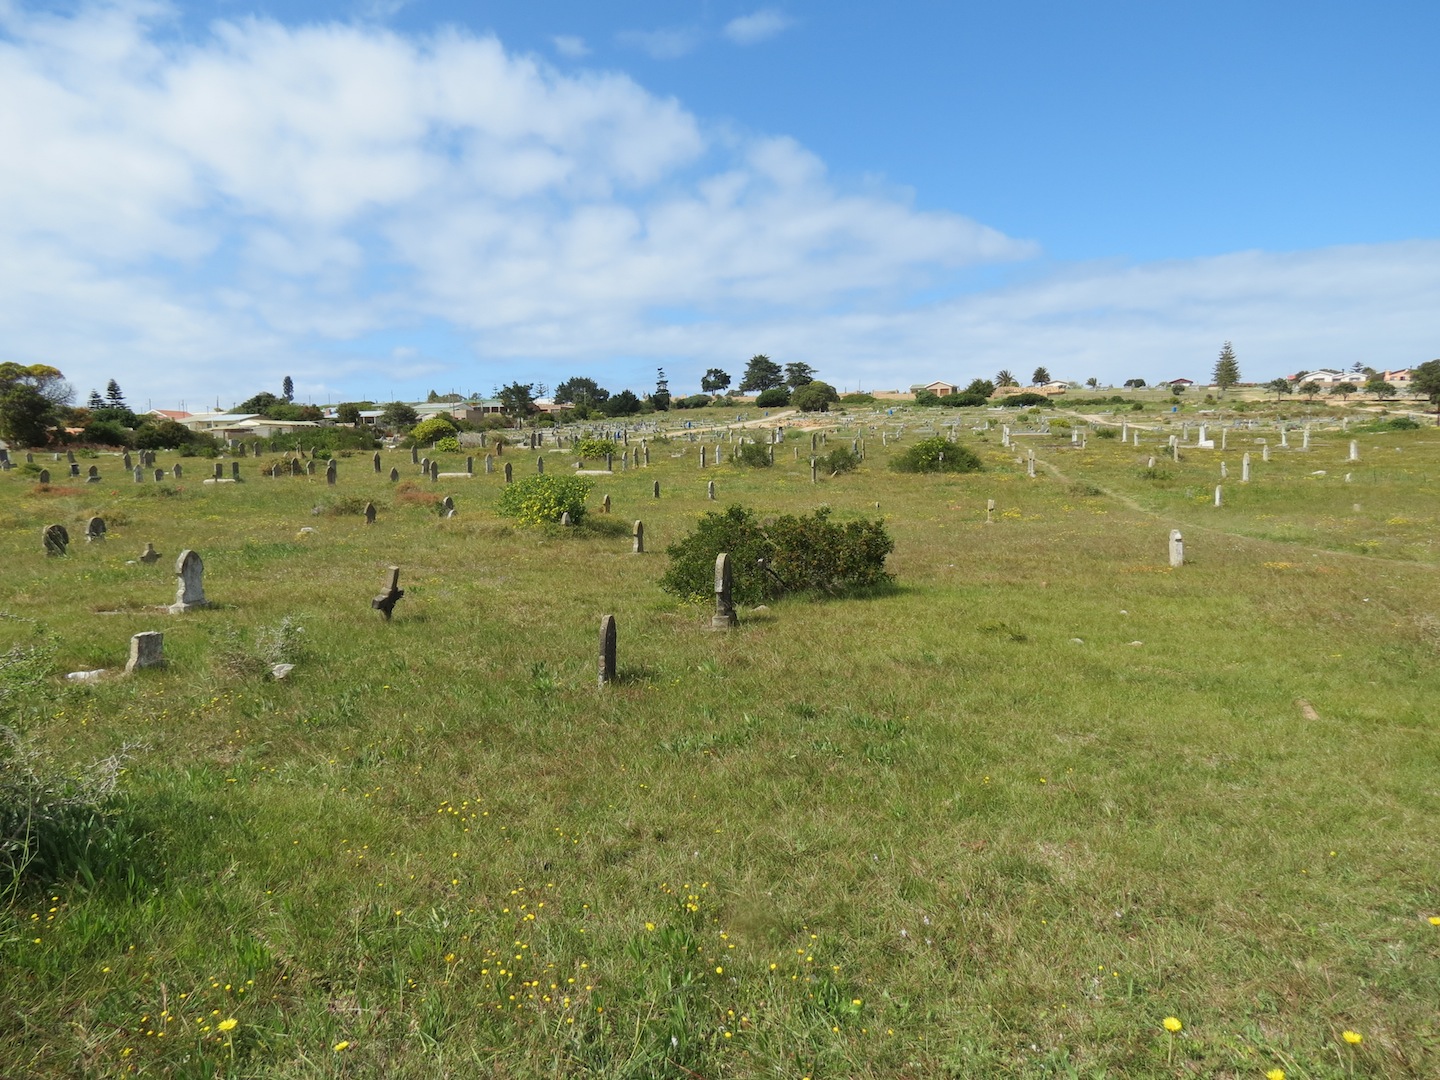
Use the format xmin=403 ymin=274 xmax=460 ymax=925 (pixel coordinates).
xmin=659 ymin=505 xmax=893 ymax=605
xmin=818 ymin=446 xmax=860 ymax=475
xmin=755 ymin=388 xmax=790 ymax=408
xmin=1094 ymin=427 xmax=1119 ymax=439
xmin=409 ymin=415 xmax=460 ymax=446
xmin=574 ymin=438 xmax=617 ymax=459
xmin=433 ymin=436 xmax=461 ymax=453
xmin=939 ymin=392 xmax=990 ymax=408
xmin=496 ymin=474 xmax=593 ymax=526
xmin=914 ymin=390 xmax=941 ymax=406
xmin=734 ymin=443 xmax=772 ymax=468
xmin=791 ymin=381 xmax=839 ymax=412
xmin=840 ymin=393 xmax=876 ymax=405
xmin=1048 ymin=417 xmax=1072 ymax=430
xmin=997 ymin=392 xmax=1051 ymax=408
xmin=1355 ymin=417 xmax=1420 ymax=433
xmin=889 ymin=436 xmax=982 ymax=474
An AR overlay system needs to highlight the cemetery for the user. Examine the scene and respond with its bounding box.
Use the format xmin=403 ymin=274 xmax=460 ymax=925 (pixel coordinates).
xmin=1 ymin=399 xmax=1438 ymax=1077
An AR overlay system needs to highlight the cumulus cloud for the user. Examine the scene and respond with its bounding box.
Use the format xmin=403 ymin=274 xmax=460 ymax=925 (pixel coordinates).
xmin=550 ymin=34 xmax=588 ymax=58
xmin=723 ymin=9 xmax=794 ymax=46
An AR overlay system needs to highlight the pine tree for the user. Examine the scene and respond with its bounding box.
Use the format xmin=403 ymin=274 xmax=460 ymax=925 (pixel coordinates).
xmin=652 ymin=368 xmax=671 ymax=410
xmin=738 ymin=355 xmax=784 ymax=393
xmin=86 ymin=389 xmax=104 ymax=410
xmin=105 ymin=379 xmax=126 ymax=408
xmin=1213 ymin=342 xmax=1240 ymax=395
xmin=283 ymin=375 xmax=294 ymax=401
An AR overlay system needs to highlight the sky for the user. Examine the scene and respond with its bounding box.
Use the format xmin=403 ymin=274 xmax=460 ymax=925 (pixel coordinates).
xmin=2 ymin=0 xmax=1437 ymax=410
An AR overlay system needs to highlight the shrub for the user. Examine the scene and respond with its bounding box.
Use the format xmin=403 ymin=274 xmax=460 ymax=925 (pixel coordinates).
xmin=889 ymin=436 xmax=982 ymax=474
xmin=939 ymin=392 xmax=990 ymax=408
xmin=735 ymin=443 xmax=773 ymax=468
xmin=914 ymin=390 xmax=941 ymax=406
xmin=433 ymin=436 xmax=461 ymax=453
xmin=409 ymin=415 xmax=460 ymax=446
xmin=497 ymin=474 xmax=593 ymax=526
xmin=791 ymin=381 xmax=839 ymax=412
xmin=818 ymin=446 xmax=860 ymax=475
xmin=1048 ymin=417 xmax=1072 ymax=430
xmin=1356 ymin=417 xmax=1420 ymax=433
xmin=215 ymin=616 xmax=306 ymax=680
xmin=840 ymin=393 xmax=876 ymax=405
xmin=755 ymin=388 xmax=790 ymax=408
xmin=675 ymin=394 xmax=713 ymax=409
xmin=997 ymin=392 xmax=1050 ymax=407
xmin=1094 ymin=427 xmax=1119 ymax=439
xmin=574 ymin=438 xmax=617 ymax=459
xmin=659 ymin=505 xmax=893 ymax=605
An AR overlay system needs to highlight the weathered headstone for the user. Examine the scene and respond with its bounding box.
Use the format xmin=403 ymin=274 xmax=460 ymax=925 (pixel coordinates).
xmin=70 ymin=462 xmax=81 ymax=477
xmin=169 ymin=550 xmax=207 ymax=612
xmin=306 ymin=460 xmax=316 ymax=476
xmin=389 ymin=466 xmax=400 ymax=482
xmin=38 ymin=468 xmax=50 ymax=484
xmin=1220 ymin=460 xmax=1227 ymax=479
xmin=85 ymin=516 xmax=106 ymax=542
xmin=700 ymin=446 xmax=707 ymax=468
xmin=213 ymin=462 xmax=224 ymax=480
xmin=67 ymin=450 xmax=75 ymax=463
xmin=373 ymin=451 xmax=382 ymax=473
xmin=429 ymin=461 xmax=439 ymax=482
xmin=1214 ymin=485 xmax=1223 ymax=508
xmin=85 ymin=464 xmax=100 ymax=483
xmin=232 ymin=461 xmax=242 ymax=480
xmin=601 ymin=493 xmax=611 ymax=514
xmin=138 ymin=542 xmax=160 ymax=563
xmin=485 ymin=454 xmax=493 ymax=474
xmin=466 ymin=456 xmax=474 ymax=475
xmin=985 ymin=498 xmax=995 ymax=524
xmin=442 ymin=495 xmax=455 ymax=514
xmin=154 ymin=468 xmax=164 ymax=481
xmin=1242 ymin=453 xmax=1251 ymax=482
xmin=371 ymin=566 xmax=404 ymax=620
xmin=536 ymin=456 xmax=545 ymax=475
xmin=122 ymin=452 xmax=132 ymax=470
xmin=1349 ymin=440 xmax=1358 ymax=461
xmin=632 ymin=520 xmax=644 ymax=553
xmin=1262 ymin=443 xmax=1270 ymax=463
xmin=411 ymin=447 xmax=420 ymax=464
xmin=42 ymin=523 xmax=68 ymax=555
xmin=125 ymin=631 xmax=165 ymax=673
xmin=598 ymin=614 xmax=616 ymax=688
xmin=504 ymin=461 xmax=513 ymax=484
xmin=560 ymin=511 xmax=571 ymax=526
xmin=652 ymin=480 xmax=660 ymax=499
xmin=420 ymin=456 xmax=430 ymax=472
xmin=364 ymin=501 xmax=376 ymax=524
xmin=810 ymin=456 xmax=817 ymax=484
xmin=707 ymin=480 xmax=716 ymax=500
xmin=1168 ymin=529 xmax=1184 ymax=568
xmin=711 ymin=553 xmax=738 ymax=629
xmin=326 ymin=461 xmax=336 ymax=485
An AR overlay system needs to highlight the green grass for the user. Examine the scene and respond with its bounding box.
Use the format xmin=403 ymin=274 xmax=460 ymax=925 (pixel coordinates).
xmin=1 ymin=411 xmax=1438 ymax=1078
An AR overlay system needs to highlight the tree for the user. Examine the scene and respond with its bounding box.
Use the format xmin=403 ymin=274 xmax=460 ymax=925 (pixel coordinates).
xmin=104 ymin=379 xmax=126 ymax=409
xmin=1031 ymin=367 xmax=1051 ymax=386
xmin=1298 ymin=381 xmax=1322 ymax=401
xmin=554 ymin=377 xmax=609 ymax=407
xmin=1330 ymin=382 xmax=1357 ymax=402
xmin=738 ymin=354 xmax=784 ymax=393
xmin=1265 ymin=378 xmax=1292 ymax=402
xmin=652 ymin=368 xmax=671 ymax=411
xmin=701 ymin=368 xmax=731 ymax=394
xmin=0 ymin=363 xmax=71 ymax=447
xmin=784 ymin=361 xmax=817 ymax=389
xmin=336 ymin=402 xmax=365 ymax=425
xmin=601 ymin=389 xmax=641 ymax=416
xmin=86 ymin=389 xmax=104 ymax=410
xmin=497 ymin=382 xmax=537 ymax=420
xmin=282 ymin=375 xmax=294 ymax=402
xmin=995 ymin=369 xmax=1017 ymax=388
xmin=379 ymin=401 xmax=419 ymax=429
xmin=1170 ymin=382 xmax=1188 ymax=395
xmin=237 ymin=391 xmax=285 ymax=415
xmin=1365 ymin=378 xmax=1397 ymax=401
xmin=1085 ymin=377 xmax=1099 ymax=389
xmin=791 ymin=381 xmax=839 ymax=412
xmin=1213 ymin=342 xmax=1240 ymax=395
xmin=1124 ymin=378 xmax=1147 ymax=388
xmin=755 ymin=387 xmax=790 ymax=408
xmin=1411 ymin=360 xmax=1440 ymax=424
xmin=964 ymin=378 xmax=995 ymax=397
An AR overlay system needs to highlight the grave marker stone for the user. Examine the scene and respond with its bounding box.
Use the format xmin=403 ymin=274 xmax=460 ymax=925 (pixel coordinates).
xmin=601 ymin=494 xmax=611 ymax=514
xmin=138 ymin=542 xmax=160 ymax=564
xmin=307 ymin=460 xmax=316 ymax=476
xmin=1242 ymin=453 xmax=1251 ymax=482
xmin=598 ymin=614 xmax=616 ymax=687
xmin=504 ymin=462 xmax=513 ymax=484
xmin=711 ymin=553 xmax=738 ymax=629
xmin=364 ymin=501 xmax=376 ymax=525
xmin=154 ymin=469 xmax=164 ymax=482
xmin=42 ymin=523 xmax=68 ymax=555
xmin=38 ymin=468 xmax=50 ymax=484
xmin=632 ymin=520 xmax=644 ymax=553
xmin=536 ymin=456 xmax=544 ymax=475
xmin=70 ymin=462 xmax=81 ymax=477
xmin=1169 ymin=529 xmax=1184 ymax=568
xmin=123 ymin=452 xmax=132 ymax=470
xmin=125 ymin=631 xmax=165 ymax=673
xmin=326 ymin=461 xmax=336 ymax=485
xmin=233 ymin=461 xmax=242 ymax=480
xmin=985 ymin=498 xmax=995 ymax=524
xmin=429 ymin=461 xmax=439 ymax=482
xmin=169 ymin=550 xmax=208 ymax=612
xmin=1349 ymin=440 xmax=1358 ymax=461
xmin=371 ymin=566 xmax=404 ymax=620
xmin=373 ymin=451 xmax=382 ymax=473
xmin=85 ymin=516 xmax=106 ymax=542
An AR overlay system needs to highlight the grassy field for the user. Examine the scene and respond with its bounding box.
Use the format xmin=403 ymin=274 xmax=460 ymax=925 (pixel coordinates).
xmin=2 ymin=401 xmax=1438 ymax=1078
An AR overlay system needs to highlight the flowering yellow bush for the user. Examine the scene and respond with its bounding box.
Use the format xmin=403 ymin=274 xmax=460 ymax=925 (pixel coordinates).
xmin=496 ymin=474 xmax=592 ymax=526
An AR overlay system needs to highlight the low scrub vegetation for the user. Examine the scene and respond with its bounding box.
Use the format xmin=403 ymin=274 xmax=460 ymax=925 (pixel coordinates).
xmin=889 ymin=435 xmax=982 ymax=473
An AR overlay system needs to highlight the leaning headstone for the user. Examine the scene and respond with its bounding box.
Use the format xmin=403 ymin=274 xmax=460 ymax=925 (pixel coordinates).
xmin=601 ymin=493 xmax=611 ymax=514
xmin=373 ymin=451 xmax=382 ymax=473
xmin=371 ymin=566 xmax=404 ymax=621
xmin=42 ymin=523 xmax=69 ymax=556
xmin=711 ymin=553 xmax=738 ymax=629
xmin=632 ymin=520 xmax=644 ymax=554
xmin=38 ymin=468 xmax=50 ymax=484
xmin=598 ymin=614 xmax=616 ymax=688
xmin=1168 ymin=529 xmax=1184 ymax=568
xmin=122 ymin=452 xmax=132 ymax=470
xmin=326 ymin=461 xmax=336 ymax=486
xmin=85 ymin=516 xmax=106 ymax=542
xmin=125 ymin=631 xmax=165 ymax=674
xmin=138 ymin=542 xmax=160 ymax=564
xmin=364 ymin=501 xmax=376 ymax=525
xmin=169 ymin=550 xmax=208 ymax=612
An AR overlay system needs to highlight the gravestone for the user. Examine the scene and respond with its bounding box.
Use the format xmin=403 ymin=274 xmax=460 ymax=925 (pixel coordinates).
xmin=1147 ymin=456 xmax=1156 ymax=469
xmin=1214 ymin=485 xmax=1223 ymax=508
xmin=70 ymin=462 xmax=80 ymax=477
xmin=420 ymin=457 xmax=430 ymax=471
xmin=364 ymin=501 xmax=376 ymax=525
xmin=1169 ymin=529 xmax=1184 ymax=568
xmin=442 ymin=495 xmax=455 ymax=514
xmin=1220 ymin=461 xmax=1227 ymax=479
xmin=601 ymin=493 xmax=611 ymax=514
xmin=132 ymin=466 xmax=143 ymax=483
xmin=606 ymin=452 xmax=614 ymax=471
xmin=504 ymin=462 xmax=513 ymax=484
xmin=1027 ymin=451 xmax=1036 ymax=478
xmin=306 ymin=460 xmax=316 ymax=476
xmin=232 ymin=461 xmax=241 ymax=480
xmin=652 ymin=480 xmax=661 ymax=498
xmin=707 ymin=480 xmax=716 ymax=500
xmin=42 ymin=523 xmax=69 ymax=556
xmin=85 ymin=516 xmax=106 ymax=542
xmin=1280 ymin=428 xmax=1289 ymax=448
xmin=1349 ymin=440 xmax=1358 ymax=461
xmin=1262 ymin=444 xmax=1270 ymax=463
xmin=123 ymin=452 xmax=132 ymax=470
xmin=810 ymin=457 xmax=817 ymax=484
xmin=25 ymin=452 xmax=33 ymax=463
xmin=632 ymin=520 xmax=644 ymax=553
xmin=326 ymin=461 xmax=336 ymax=485
xmin=986 ymin=498 xmax=995 ymax=524
xmin=466 ymin=456 xmax=474 ymax=474
xmin=373 ymin=451 xmax=382 ymax=473
xmin=411 ymin=447 xmax=419 ymax=464
xmin=169 ymin=550 xmax=208 ymax=612
xmin=1302 ymin=428 xmax=1310 ymax=451
xmin=125 ymin=631 xmax=165 ymax=674
xmin=213 ymin=463 xmax=224 ymax=480
xmin=389 ymin=466 xmax=400 ymax=482
xmin=429 ymin=461 xmax=439 ymax=482
xmin=67 ymin=450 xmax=75 ymax=463
xmin=560 ymin=511 xmax=571 ymax=526
xmin=643 ymin=444 xmax=650 ymax=466
xmin=485 ymin=455 xmax=493 ymax=474
xmin=536 ymin=456 xmax=544 ymax=475
xmin=371 ymin=566 xmax=404 ymax=620
xmin=154 ymin=469 xmax=164 ymax=482
xmin=139 ymin=542 xmax=160 ymax=563
xmin=711 ymin=553 xmax=738 ymax=629
xmin=86 ymin=465 xmax=100 ymax=482
xmin=598 ymin=614 xmax=616 ymax=688
xmin=768 ymin=444 xmax=774 ymax=465
xmin=1242 ymin=453 xmax=1251 ymax=482
xmin=38 ymin=468 xmax=50 ymax=483
xmin=700 ymin=446 xmax=707 ymax=468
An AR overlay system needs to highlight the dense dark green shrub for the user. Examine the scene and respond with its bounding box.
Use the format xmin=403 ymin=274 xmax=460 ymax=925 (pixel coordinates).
xmin=889 ymin=436 xmax=982 ymax=473
xmin=996 ymin=392 xmax=1050 ymax=408
xmin=1094 ymin=427 xmax=1119 ymax=439
xmin=791 ymin=381 xmax=839 ymax=412
xmin=659 ymin=505 xmax=893 ymax=605
xmin=939 ymin=392 xmax=990 ymax=408
xmin=735 ymin=443 xmax=772 ymax=468
xmin=574 ymin=438 xmax=617 ymax=458
xmin=1355 ymin=417 xmax=1420 ymax=432
xmin=839 ymin=393 xmax=876 ymax=405
xmin=913 ymin=390 xmax=941 ymax=406
xmin=754 ymin=387 xmax=790 ymax=408
xmin=674 ymin=394 xmax=714 ymax=409
xmin=818 ymin=446 xmax=860 ymax=474
xmin=268 ymin=427 xmax=378 ymax=453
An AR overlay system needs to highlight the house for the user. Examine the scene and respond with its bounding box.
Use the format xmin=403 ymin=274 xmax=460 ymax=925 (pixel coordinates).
xmin=1290 ymin=369 xmax=1351 ymax=385
xmin=177 ymin=412 xmax=260 ymax=433
xmin=909 ymin=381 xmax=957 ymax=397
xmin=1039 ymin=380 xmax=1071 ymax=393
xmin=1382 ymin=369 xmax=1412 ymax=385
xmin=1167 ymin=378 xmax=1195 ymax=387
xmin=229 ymin=418 xmax=325 ymax=438
xmin=145 ymin=409 xmax=192 ymax=421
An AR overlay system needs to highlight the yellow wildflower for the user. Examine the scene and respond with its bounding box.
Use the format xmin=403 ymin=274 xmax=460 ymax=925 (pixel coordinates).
xmin=1342 ymin=1030 xmax=1362 ymax=1045
xmin=217 ymin=1018 xmax=237 ymax=1033
xmin=1162 ymin=1016 xmax=1182 ymax=1032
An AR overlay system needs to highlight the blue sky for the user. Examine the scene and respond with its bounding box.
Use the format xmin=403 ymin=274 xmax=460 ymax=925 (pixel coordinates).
xmin=2 ymin=1 xmax=1436 ymax=408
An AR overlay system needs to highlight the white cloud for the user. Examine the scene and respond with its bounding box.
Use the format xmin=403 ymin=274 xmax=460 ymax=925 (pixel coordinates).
xmin=723 ymin=9 xmax=794 ymax=46
xmin=615 ymin=26 xmax=701 ymax=60
xmin=550 ymin=34 xmax=589 ymax=58
xmin=0 ymin=3 xmax=1432 ymax=407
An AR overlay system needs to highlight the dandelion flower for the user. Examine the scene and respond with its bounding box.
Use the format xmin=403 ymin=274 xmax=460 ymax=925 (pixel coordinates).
xmin=217 ymin=1018 xmax=238 ymax=1033
xmin=1429 ymin=916 xmax=1440 ymax=926
xmin=1162 ymin=1016 xmax=1183 ymax=1033
xmin=1342 ymin=1030 xmax=1362 ymax=1045
xmin=1267 ymin=1070 xmax=1285 ymax=1080
xmin=333 ymin=1040 xmax=350 ymax=1051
